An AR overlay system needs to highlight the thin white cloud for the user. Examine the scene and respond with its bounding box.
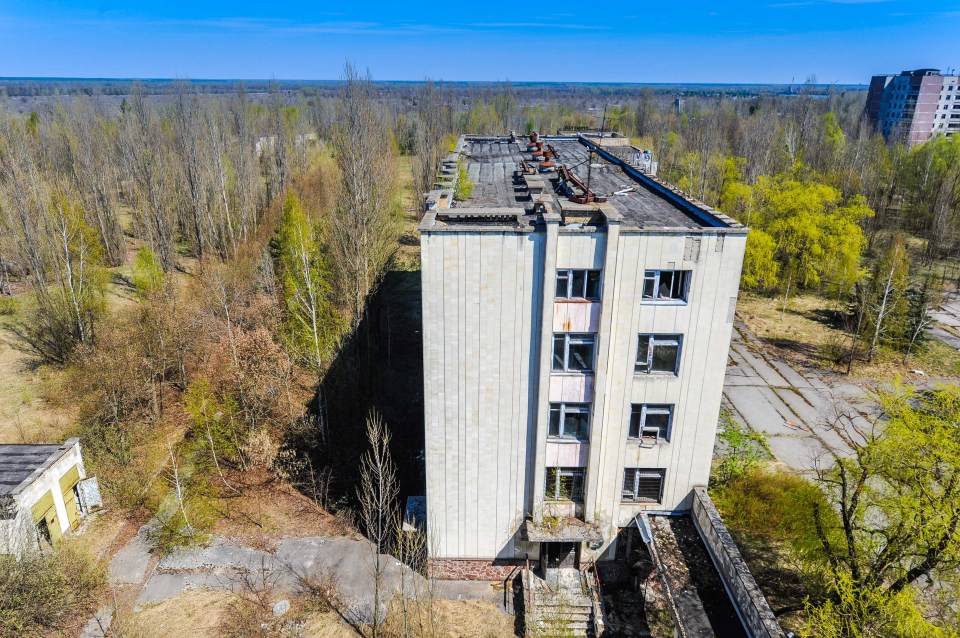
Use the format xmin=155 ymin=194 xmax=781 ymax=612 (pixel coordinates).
xmin=466 ymin=22 xmax=606 ymax=30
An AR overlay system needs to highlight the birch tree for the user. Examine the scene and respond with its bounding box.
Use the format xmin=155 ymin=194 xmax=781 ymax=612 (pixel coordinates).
xmin=53 ymin=99 xmax=125 ymax=265
xmin=116 ymin=89 xmax=178 ymax=271
xmin=273 ymin=193 xmax=341 ymax=373
xmin=330 ymin=63 xmax=400 ymax=325
xmin=412 ymin=80 xmax=448 ymax=212
xmin=863 ymin=236 xmax=910 ymax=361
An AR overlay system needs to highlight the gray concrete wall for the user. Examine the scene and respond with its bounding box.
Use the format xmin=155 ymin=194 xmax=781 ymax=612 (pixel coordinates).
xmin=691 ymin=486 xmax=786 ymax=638
xmin=421 ymin=229 xmax=545 ymax=560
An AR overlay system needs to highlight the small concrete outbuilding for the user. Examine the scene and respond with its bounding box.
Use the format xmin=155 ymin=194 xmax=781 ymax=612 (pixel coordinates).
xmin=0 ymin=438 xmax=99 ymax=556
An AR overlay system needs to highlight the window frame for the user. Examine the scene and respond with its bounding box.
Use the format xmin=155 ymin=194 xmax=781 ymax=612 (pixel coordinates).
xmin=545 ymin=467 xmax=586 ymax=502
xmin=641 ymin=270 xmax=690 ymax=303
xmin=635 ymin=334 xmax=683 ymax=375
xmin=556 ymin=268 xmax=602 ymax=301
xmin=549 ymin=402 xmax=591 ymax=441
xmin=621 ymin=468 xmax=666 ymax=503
xmin=628 ymin=404 xmax=674 ymax=441
xmin=553 ymin=332 xmax=597 ymax=373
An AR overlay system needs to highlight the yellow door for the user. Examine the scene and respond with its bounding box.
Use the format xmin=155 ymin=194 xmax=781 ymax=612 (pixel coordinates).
xmin=30 ymin=490 xmax=62 ymax=546
xmin=59 ymin=465 xmax=82 ymax=531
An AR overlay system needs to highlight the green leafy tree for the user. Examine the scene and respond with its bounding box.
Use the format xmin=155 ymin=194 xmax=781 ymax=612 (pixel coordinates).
xmin=750 ymin=174 xmax=871 ymax=308
xmin=132 ymin=245 xmax=165 ymax=297
xmin=741 ymin=229 xmax=780 ymax=291
xmin=272 ymin=194 xmax=341 ymax=374
xmin=822 ymin=112 xmax=845 ymax=172
xmin=805 ymin=572 xmax=955 ymax=638
xmin=806 ymin=385 xmax=960 ymax=635
xmin=8 ymin=191 xmax=108 ymax=363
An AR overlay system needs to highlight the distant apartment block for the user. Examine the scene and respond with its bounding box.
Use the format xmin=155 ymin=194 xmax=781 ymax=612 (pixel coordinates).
xmin=866 ymin=68 xmax=960 ymax=146
xmin=419 ymin=133 xmax=747 ymax=578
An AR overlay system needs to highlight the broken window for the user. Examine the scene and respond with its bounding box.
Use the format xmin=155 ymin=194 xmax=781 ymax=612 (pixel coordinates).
xmin=622 ymin=469 xmax=665 ymax=503
xmin=553 ymin=333 xmax=596 ymax=372
xmin=545 ymin=467 xmax=586 ymax=502
xmin=549 ymin=403 xmax=591 ymax=440
xmin=629 ymin=404 xmax=673 ymax=441
xmin=635 ymin=334 xmax=682 ymax=374
xmin=641 ymin=270 xmax=690 ymax=302
xmin=556 ymin=269 xmax=602 ymax=300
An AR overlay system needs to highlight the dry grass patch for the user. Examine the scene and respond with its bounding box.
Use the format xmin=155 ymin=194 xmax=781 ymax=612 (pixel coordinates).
xmin=375 ymin=597 xmax=515 ymax=638
xmin=207 ymin=469 xmax=355 ymax=546
xmin=736 ymin=292 xmax=960 ymax=381
xmin=128 ymin=590 xmax=234 ymax=638
xmin=0 ymin=322 xmax=73 ymax=444
xmin=431 ymin=599 xmax=515 ymax=638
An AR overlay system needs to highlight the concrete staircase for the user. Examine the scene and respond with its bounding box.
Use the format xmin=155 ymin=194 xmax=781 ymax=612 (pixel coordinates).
xmin=525 ymin=568 xmax=597 ymax=638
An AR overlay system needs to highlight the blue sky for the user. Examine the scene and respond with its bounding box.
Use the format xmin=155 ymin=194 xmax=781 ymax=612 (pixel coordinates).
xmin=0 ymin=0 xmax=957 ymax=83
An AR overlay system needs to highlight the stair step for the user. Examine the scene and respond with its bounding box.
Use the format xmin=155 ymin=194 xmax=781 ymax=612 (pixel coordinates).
xmin=534 ymin=613 xmax=592 ymax=622
xmin=536 ymin=619 xmax=591 ymax=627
xmin=534 ymin=607 xmax=592 ymax=615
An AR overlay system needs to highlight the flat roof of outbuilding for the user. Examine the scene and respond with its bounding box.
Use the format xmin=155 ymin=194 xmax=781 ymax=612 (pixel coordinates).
xmin=0 ymin=440 xmax=78 ymax=496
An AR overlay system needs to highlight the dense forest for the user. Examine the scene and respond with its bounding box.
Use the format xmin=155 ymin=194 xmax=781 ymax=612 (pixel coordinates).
xmin=1 ymin=74 xmax=960 ymax=637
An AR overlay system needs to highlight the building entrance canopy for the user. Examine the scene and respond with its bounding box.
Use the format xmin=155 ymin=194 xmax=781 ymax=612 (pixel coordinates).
xmin=523 ymin=517 xmax=603 ymax=543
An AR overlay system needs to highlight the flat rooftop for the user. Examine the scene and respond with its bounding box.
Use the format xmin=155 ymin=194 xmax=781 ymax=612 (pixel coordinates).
xmin=0 ymin=441 xmax=75 ymax=496
xmin=421 ymin=134 xmax=745 ymax=233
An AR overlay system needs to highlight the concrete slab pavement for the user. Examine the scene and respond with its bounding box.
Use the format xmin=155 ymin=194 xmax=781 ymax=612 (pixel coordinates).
xmin=134 ymin=535 xmax=509 ymax=624
xmin=722 ymin=323 xmax=874 ymax=474
xmin=108 ymin=527 xmax=153 ymax=585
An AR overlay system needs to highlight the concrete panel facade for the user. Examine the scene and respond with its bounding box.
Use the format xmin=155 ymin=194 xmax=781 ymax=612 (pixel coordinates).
xmin=421 ymin=229 xmax=544 ymax=560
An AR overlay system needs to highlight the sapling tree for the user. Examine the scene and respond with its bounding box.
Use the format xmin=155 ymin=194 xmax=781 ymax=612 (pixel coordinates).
xmin=358 ymin=411 xmax=399 ymax=638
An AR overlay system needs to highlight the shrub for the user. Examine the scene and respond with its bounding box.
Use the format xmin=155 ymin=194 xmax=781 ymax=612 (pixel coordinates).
xmin=711 ymin=410 xmax=769 ymax=486
xmin=711 ymin=467 xmax=828 ymax=552
xmin=454 ymin=161 xmax=473 ymax=201
xmin=0 ymin=544 xmax=106 ymax=636
xmin=0 ymin=297 xmax=17 ymax=316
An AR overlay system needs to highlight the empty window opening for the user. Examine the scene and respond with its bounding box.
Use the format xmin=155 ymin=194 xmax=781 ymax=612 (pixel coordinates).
xmin=642 ymin=270 xmax=690 ymax=302
xmin=553 ymin=333 xmax=596 ymax=372
xmin=629 ymin=404 xmax=673 ymax=441
xmin=549 ymin=403 xmax=591 ymax=440
xmin=636 ymin=334 xmax=682 ymax=374
xmin=622 ymin=469 xmax=666 ymax=503
xmin=545 ymin=467 xmax=585 ymax=502
xmin=556 ymin=269 xmax=602 ymax=300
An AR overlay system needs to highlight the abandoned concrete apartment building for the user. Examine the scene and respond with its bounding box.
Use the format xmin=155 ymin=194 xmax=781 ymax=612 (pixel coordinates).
xmin=419 ymin=132 xmax=747 ymax=580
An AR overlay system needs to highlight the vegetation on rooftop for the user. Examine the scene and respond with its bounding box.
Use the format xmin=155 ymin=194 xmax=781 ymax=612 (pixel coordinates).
xmin=453 ymin=160 xmax=474 ymax=201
